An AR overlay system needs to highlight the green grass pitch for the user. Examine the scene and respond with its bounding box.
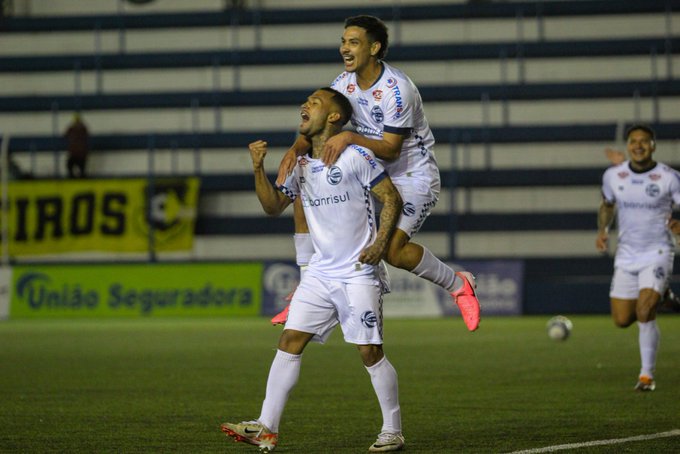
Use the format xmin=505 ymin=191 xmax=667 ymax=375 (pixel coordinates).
xmin=1 ymin=315 xmax=679 ymax=453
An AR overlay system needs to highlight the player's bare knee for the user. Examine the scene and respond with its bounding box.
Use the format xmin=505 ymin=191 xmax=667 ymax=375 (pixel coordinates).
xmin=636 ymin=306 xmax=657 ymax=323
xmin=613 ymin=318 xmax=634 ymax=328
xmin=611 ymin=312 xmax=635 ymax=328
xmin=636 ymin=289 xmax=660 ymax=322
xmin=385 ymin=246 xmax=406 ymax=269
xmin=278 ymin=329 xmax=311 ymax=355
xmin=357 ymin=344 xmax=384 ymax=367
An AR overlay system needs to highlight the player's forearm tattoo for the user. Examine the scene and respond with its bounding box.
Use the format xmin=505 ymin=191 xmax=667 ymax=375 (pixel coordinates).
xmin=597 ymin=203 xmax=615 ymax=232
xmin=372 ymin=181 xmax=402 ymax=249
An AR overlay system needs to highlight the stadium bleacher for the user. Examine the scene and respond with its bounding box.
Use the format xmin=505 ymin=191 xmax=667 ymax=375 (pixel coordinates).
xmin=1 ymin=0 xmax=679 ymax=310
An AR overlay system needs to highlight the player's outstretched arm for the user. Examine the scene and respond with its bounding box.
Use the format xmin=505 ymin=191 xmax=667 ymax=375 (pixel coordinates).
xmin=322 ymin=131 xmax=405 ymax=165
xmin=359 ymin=176 xmax=402 ymax=265
xmin=249 ymin=140 xmax=292 ymax=216
xmin=596 ymin=200 xmax=615 ymax=252
xmin=275 ymin=135 xmax=311 ymax=186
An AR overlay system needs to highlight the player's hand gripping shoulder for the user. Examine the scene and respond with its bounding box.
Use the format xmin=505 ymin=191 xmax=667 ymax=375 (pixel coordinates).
xmin=359 ymin=176 xmax=402 ymax=265
xmin=276 ymin=136 xmax=311 ymax=186
xmin=322 ymin=131 xmax=353 ymax=165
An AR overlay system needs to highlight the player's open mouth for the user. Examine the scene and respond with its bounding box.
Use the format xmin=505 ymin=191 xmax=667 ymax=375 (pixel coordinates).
xmin=343 ymin=55 xmax=354 ymax=63
xmin=300 ymin=111 xmax=310 ymax=122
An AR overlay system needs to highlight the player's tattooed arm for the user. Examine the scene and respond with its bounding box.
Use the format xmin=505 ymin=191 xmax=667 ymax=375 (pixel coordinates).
xmin=360 ymin=176 xmax=402 ymax=265
xmin=596 ymin=200 xmax=615 ymax=252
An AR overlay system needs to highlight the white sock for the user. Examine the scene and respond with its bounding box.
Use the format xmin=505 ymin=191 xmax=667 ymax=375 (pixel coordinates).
xmin=258 ymin=349 xmax=302 ymax=433
xmin=411 ymin=247 xmax=464 ymax=293
xmin=638 ymin=320 xmax=660 ymax=378
xmin=365 ymin=356 xmax=401 ymax=434
xmin=294 ymin=233 xmax=314 ymax=267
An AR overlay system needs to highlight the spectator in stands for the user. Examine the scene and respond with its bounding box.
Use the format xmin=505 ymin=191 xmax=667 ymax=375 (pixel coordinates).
xmin=272 ymin=15 xmax=480 ymax=332
xmin=221 ymin=87 xmax=406 ymax=452
xmin=64 ymin=112 xmax=89 ymax=178
xmin=596 ymin=124 xmax=680 ymax=392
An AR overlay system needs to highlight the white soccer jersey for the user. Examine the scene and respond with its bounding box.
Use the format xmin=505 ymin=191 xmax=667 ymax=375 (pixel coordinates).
xmin=602 ymin=161 xmax=680 ymax=266
xmin=330 ymin=62 xmax=439 ymax=185
xmin=279 ymin=144 xmax=388 ymax=283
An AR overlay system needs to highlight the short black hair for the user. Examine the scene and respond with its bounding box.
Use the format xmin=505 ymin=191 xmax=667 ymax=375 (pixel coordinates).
xmin=625 ymin=123 xmax=656 ymax=143
xmin=344 ymin=15 xmax=389 ymax=60
xmin=320 ymin=87 xmax=353 ymax=126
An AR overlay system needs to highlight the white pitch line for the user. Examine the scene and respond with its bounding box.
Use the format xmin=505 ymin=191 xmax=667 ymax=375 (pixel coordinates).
xmin=506 ymin=429 xmax=680 ymax=454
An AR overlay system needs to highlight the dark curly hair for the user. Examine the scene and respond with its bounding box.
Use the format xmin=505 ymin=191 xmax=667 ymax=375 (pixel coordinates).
xmin=344 ymin=15 xmax=389 ymax=60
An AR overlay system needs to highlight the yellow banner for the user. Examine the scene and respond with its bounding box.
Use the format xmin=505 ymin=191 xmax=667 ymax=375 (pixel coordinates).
xmin=2 ymin=178 xmax=199 ymax=255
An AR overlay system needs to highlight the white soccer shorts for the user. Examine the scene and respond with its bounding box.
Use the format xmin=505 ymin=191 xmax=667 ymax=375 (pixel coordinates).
xmin=609 ymin=252 xmax=674 ymax=299
xmin=392 ymin=175 xmax=441 ymax=238
xmin=285 ymin=274 xmax=384 ymax=345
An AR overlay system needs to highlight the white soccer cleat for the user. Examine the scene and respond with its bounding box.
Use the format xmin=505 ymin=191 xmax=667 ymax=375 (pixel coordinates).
xmin=634 ymin=375 xmax=656 ymax=392
xmin=368 ymin=432 xmax=405 ymax=452
xmin=221 ymin=420 xmax=278 ymax=452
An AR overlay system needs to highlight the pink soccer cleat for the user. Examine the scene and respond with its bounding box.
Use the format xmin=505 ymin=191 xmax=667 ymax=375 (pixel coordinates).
xmin=270 ymin=304 xmax=290 ymax=326
xmin=270 ymin=287 xmax=295 ymax=326
xmin=451 ymin=271 xmax=480 ymax=331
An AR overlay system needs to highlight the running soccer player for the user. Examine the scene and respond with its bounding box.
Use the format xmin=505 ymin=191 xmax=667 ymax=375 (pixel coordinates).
xmin=221 ymin=87 xmax=405 ymax=452
xmin=603 ymin=144 xmax=680 ymax=313
xmin=596 ymin=123 xmax=680 ymax=391
xmin=273 ymin=15 xmax=480 ymax=331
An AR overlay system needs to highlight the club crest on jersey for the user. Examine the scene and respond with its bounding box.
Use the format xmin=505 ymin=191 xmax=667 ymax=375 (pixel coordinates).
xmin=347 ymin=84 xmax=356 ymax=94
xmin=372 ymin=89 xmax=383 ymax=101
xmin=361 ymin=310 xmax=378 ymax=328
xmin=371 ymin=106 xmax=384 ymax=123
xmin=326 ymin=166 xmax=343 ymax=185
xmin=402 ymin=202 xmax=416 ymax=217
xmin=646 ymin=183 xmax=660 ymax=197
xmin=386 ymin=78 xmax=397 ymax=88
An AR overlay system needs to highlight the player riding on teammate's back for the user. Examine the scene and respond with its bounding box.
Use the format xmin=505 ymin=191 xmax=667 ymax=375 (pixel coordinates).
xmin=274 ymin=15 xmax=480 ymax=331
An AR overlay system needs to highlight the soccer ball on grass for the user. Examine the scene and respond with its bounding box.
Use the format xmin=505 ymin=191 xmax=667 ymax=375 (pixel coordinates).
xmin=546 ymin=315 xmax=572 ymax=341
